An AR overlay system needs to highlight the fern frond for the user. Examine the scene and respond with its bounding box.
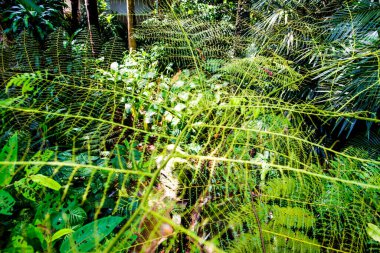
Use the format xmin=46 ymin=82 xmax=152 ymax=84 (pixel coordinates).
xmin=135 ymin=15 xmax=234 ymax=68
xmin=221 ymin=54 xmax=303 ymax=94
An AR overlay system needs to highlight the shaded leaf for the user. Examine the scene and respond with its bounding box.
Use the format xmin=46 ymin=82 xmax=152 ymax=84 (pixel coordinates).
xmin=0 ymin=133 xmax=18 ymax=186
xmin=0 ymin=190 xmax=15 ymax=215
xmin=60 ymin=216 xmax=124 ymax=253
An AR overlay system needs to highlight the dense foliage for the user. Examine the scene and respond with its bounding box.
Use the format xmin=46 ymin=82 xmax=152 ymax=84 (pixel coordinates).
xmin=0 ymin=0 xmax=379 ymax=252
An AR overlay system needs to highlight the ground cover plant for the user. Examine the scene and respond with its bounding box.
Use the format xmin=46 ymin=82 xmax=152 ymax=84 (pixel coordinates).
xmin=0 ymin=0 xmax=379 ymax=252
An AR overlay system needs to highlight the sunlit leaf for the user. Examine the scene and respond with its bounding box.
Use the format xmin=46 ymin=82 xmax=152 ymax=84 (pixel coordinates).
xmin=51 ymin=228 xmax=74 ymax=242
xmin=30 ymin=174 xmax=61 ymax=191
xmin=367 ymin=223 xmax=380 ymax=242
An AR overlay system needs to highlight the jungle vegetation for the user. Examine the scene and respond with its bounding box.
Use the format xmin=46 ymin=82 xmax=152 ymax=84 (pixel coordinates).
xmin=0 ymin=0 xmax=379 ymax=252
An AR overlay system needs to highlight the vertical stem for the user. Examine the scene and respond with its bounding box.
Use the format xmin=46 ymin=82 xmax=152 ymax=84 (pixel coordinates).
xmin=84 ymin=0 xmax=95 ymax=55
xmin=127 ymin=0 xmax=137 ymax=51
xmin=85 ymin=0 xmax=100 ymax=29
xmin=251 ymin=193 xmax=266 ymax=253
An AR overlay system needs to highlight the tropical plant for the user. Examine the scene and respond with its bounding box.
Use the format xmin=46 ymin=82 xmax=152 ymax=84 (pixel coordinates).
xmin=171 ymin=0 xmax=237 ymax=21
xmin=1 ymin=0 xmax=67 ymax=41
xmin=1 ymin=0 xmax=380 ymax=252
xmin=136 ymin=14 xmax=234 ymax=69
xmin=310 ymin=0 xmax=380 ymax=137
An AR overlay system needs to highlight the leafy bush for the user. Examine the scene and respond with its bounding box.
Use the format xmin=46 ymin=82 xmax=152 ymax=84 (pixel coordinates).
xmin=1 ymin=0 xmax=67 ymax=41
xmin=1 ymin=1 xmax=380 ymax=252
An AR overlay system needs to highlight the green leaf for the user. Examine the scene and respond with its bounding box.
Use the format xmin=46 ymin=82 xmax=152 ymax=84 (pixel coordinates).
xmin=26 ymin=224 xmax=45 ymax=247
xmin=60 ymin=216 xmax=124 ymax=253
xmin=367 ymin=223 xmax=380 ymax=242
xmin=0 ymin=190 xmax=15 ymax=215
xmin=25 ymin=150 xmax=54 ymax=176
xmin=51 ymin=205 xmax=87 ymax=230
xmin=68 ymin=207 xmax=87 ymax=226
xmin=0 ymin=97 xmax=22 ymax=107
xmin=9 ymin=235 xmax=34 ymax=252
xmin=3 ymin=27 xmax=12 ymax=34
xmin=6 ymin=72 xmax=42 ymax=95
xmin=18 ymin=0 xmax=42 ymax=13
xmin=36 ymin=26 xmax=44 ymax=39
xmin=51 ymin=228 xmax=74 ymax=242
xmin=30 ymin=174 xmax=61 ymax=191
xmin=0 ymin=133 xmax=18 ymax=186
xmin=45 ymin=20 xmax=54 ymax=30
xmin=14 ymin=178 xmax=42 ymax=201
xmin=23 ymin=15 xmax=29 ymax=28
xmin=12 ymin=21 xmax=18 ymax=33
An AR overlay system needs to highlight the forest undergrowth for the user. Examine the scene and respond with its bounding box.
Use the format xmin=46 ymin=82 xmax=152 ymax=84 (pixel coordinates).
xmin=0 ymin=0 xmax=380 ymax=252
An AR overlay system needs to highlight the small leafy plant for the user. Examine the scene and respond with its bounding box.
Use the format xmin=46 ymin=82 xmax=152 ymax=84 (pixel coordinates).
xmin=1 ymin=0 xmax=67 ymax=41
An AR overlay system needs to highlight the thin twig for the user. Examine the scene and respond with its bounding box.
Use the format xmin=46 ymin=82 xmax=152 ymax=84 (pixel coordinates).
xmin=251 ymin=193 xmax=266 ymax=253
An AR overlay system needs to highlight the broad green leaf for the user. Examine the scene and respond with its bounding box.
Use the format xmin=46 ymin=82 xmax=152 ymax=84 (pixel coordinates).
xmin=0 ymin=190 xmax=15 ymax=215
xmin=18 ymin=0 xmax=42 ymax=13
xmin=60 ymin=216 xmax=124 ymax=253
xmin=30 ymin=174 xmax=61 ymax=191
xmin=14 ymin=178 xmax=42 ymax=201
xmin=367 ymin=223 xmax=380 ymax=242
xmin=0 ymin=133 xmax=18 ymax=186
xmin=51 ymin=228 xmax=74 ymax=242
xmin=51 ymin=205 xmax=87 ymax=230
xmin=26 ymin=224 xmax=45 ymax=247
xmin=68 ymin=207 xmax=87 ymax=227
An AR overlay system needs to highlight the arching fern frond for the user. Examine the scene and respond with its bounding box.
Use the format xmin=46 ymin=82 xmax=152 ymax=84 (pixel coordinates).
xmin=135 ymin=15 xmax=234 ymax=68
xmin=221 ymin=54 xmax=303 ymax=95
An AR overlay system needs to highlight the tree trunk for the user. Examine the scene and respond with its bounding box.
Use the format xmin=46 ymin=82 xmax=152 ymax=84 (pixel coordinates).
xmin=235 ymin=0 xmax=250 ymax=56
xmin=70 ymin=0 xmax=79 ymax=31
xmin=85 ymin=0 xmax=100 ymax=30
xmin=84 ymin=0 xmax=100 ymax=56
xmin=127 ymin=0 xmax=137 ymax=50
